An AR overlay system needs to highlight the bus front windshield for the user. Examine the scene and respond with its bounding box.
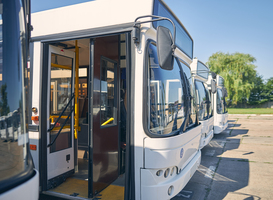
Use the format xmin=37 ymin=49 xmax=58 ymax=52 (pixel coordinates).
xmin=0 ymin=0 xmax=32 ymax=192
xmin=147 ymin=43 xmax=185 ymax=136
xmin=216 ymin=88 xmax=224 ymax=114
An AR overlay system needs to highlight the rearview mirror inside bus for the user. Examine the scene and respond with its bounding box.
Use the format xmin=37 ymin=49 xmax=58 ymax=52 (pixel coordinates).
xmin=157 ymin=26 xmax=174 ymax=70
xmin=211 ymin=79 xmax=216 ymax=94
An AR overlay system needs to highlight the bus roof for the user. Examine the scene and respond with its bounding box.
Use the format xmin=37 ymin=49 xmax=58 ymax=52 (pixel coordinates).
xmin=32 ymin=0 xmax=155 ymax=39
xmin=31 ymin=0 xmax=193 ymax=53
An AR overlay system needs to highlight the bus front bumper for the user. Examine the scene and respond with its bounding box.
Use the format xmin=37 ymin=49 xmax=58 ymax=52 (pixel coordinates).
xmin=214 ymin=121 xmax=228 ymax=134
xmin=140 ymin=150 xmax=201 ymax=200
xmin=200 ymin=130 xmax=214 ymax=149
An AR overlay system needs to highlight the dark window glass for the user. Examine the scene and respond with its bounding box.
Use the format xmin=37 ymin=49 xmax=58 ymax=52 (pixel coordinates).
xmin=195 ymin=80 xmax=207 ymax=121
xmin=100 ymin=57 xmax=117 ymax=127
xmin=205 ymin=87 xmax=213 ymax=117
xmin=180 ymin=61 xmax=197 ymax=126
xmin=0 ymin=0 xmax=31 ymax=186
xmin=217 ymin=88 xmax=224 ymax=114
xmin=148 ymin=43 xmax=185 ymax=136
xmin=197 ymin=61 xmax=209 ymax=79
xmin=153 ymin=0 xmax=193 ymax=59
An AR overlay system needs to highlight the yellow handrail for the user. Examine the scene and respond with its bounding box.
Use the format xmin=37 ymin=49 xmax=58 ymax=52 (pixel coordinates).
xmin=50 ymin=115 xmax=69 ymax=123
xmin=51 ymin=63 xmax=72 ymax=70
xmin=101 ymin=118 xmax=114 ymax=126
xmin=51 ymin=125 xmax=71 ymax=131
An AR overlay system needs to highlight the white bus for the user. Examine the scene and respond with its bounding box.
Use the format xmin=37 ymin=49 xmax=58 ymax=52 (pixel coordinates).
xmin=0 ymin=0 xmax=39 ymax=200
xmin=213 ymin=75 xmax=228 ymax=134
xmin=191 ymin=59 xmax=216 ymax=149
xmin=29 ymin=0 xmax=202 ymax=199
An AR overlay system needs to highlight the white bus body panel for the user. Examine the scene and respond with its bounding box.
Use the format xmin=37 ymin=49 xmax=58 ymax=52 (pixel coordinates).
xmin=29 ymin=41 xmax=42 ymax=172
xmin=199 ymin=116 xmax=214 ymax=149
xmin=214 ymin=113 xmax=228 ymax=134
xmin=0 ymin=169 xmax=39 ymax=200
xmin=141 ymin=151 xmax=200 ymax=200
xmin=32 ymin=0 xmax=154 ymax=38
xmin=30 ymin=1 xmax=197 ymax=199
xmin=142 ymin=125 xmax=202 ymax=200
xmin=133 ymin=27 xmax=196 ymax=199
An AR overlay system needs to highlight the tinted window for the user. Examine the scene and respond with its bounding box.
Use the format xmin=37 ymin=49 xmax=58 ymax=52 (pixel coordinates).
xmin=100 ymin=57 xmax=117 ymax=127
xmin=180 ymin=61 xmax=197 ymax=126
xmin=206 ymin=87 xmax=213 ymax=117
xmin=147 ymin=43 xmax=185 ymax=136
xmin=197 ymin=61 xmax=209 ymax=79
xmin=217 ymin=88 xmax=224 ymax=114
xmin=195 ymin=80 xmax=207 ymax=121
xmin=0 ymin=0 xmax=31 ymax=187
xmin=153 ymin=0 xmax=193 ymax=59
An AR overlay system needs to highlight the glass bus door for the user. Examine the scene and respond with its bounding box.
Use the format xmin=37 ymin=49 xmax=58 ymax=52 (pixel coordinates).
xmin=47 ymin=45 xmax=75 ymax=186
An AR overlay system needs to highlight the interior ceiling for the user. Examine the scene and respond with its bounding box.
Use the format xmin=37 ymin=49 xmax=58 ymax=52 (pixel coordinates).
xmin=56 ymin=39 xmax=90 ymax=67
xmin=55 ymin=36 xmax=120 ymax=67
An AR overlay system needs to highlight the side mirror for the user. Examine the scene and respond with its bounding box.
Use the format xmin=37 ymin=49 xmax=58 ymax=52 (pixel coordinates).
xmin=211 ymin=72 xmax=217 ymax=79
xmin=211 ymin=79 xmax=216 ymax=94
xmin=222 ymin=87 xmax=228 ymax=97
xmin=157 ymin=26 xmax=174 ymax=70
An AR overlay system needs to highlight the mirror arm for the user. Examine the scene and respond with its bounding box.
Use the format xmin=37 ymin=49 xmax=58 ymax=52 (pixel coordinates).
xmin=133 ymin=15 xmax=176 ymax=46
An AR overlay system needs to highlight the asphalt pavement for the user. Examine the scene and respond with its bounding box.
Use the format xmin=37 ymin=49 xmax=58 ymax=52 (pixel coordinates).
xmin=172 ymin=114 xmax=273 ymax=200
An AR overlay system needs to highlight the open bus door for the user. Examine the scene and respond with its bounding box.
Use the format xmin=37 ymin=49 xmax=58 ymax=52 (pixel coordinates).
xmin=46 ymin=45 xmax=75 ymax=188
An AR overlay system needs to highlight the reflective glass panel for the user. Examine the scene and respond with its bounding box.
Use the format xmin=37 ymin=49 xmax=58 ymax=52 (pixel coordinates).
xmin=217 ymin=88 xmax=224 ymax=114
xmin=50 ymin=53 xmax=73 ymax=152
xmin=195 ymin=80 xmax=207 ymax=121
xmin=180 ymin=61 xmax=197 ymax=126
xmin=100 ymin=57 xmax=117 ymax=127
xmin=0 ymin=0 xmax=30 ymax=184
xmin=197 ymin=61 xmax=209 ymax=79
xmin=153 ymin=0 xmax=193 ymax=59
xmin=148 ymin=43 xmax=185 ymax=135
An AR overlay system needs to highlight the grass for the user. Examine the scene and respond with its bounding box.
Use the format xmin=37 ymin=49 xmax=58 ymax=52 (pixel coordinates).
xmin=228 ymin=108 xmax=273 ymax=114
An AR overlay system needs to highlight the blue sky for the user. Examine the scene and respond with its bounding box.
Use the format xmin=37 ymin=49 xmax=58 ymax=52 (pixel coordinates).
xmin=32 ymin=0 xmax=273 ymax=81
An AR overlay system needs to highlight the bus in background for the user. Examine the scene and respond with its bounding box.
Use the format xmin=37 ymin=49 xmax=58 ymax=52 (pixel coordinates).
xmin=213 ymin=75 xmax=228 ymax=134
xmin=0 ymin=0 xmax=39 ymax=200
xmin=191 ymin=59 xmax=216 ymax=149
xmin=29 ymin=0 xmax=201 ymax=199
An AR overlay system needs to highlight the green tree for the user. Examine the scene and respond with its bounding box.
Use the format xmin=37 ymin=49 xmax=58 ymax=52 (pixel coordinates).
xmin=264 ymin=77 xmax=273 ymax=101
xmin=248 ymin=74 xmax=266 ymax=104
xmin=207 ymin=52 xmax=257 ymax=106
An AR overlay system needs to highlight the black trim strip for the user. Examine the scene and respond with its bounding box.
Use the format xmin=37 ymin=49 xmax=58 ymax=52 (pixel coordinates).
xmin=39 ymin=43 xmax=49 ymax=191
xmin=88 ymin=39 xmax=94 ymax=198
xmin=124 ymin=32 xmax=135 ymax=200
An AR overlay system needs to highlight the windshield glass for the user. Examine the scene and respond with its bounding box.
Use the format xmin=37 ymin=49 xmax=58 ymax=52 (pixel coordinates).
xmin=216 ymin=88 xmax=224 ymax=114
xmin=0 ymin=0 xmax=30 ymax=187
xmin=206 ymin=87 xmax=213 ymax=117
xmin=195 ymin=80 xmax=207 ymax=121
xmin=180 ymin=61 xmax=197 ymax=126
xmin=147 ymin=43 xmax=185 ymax=136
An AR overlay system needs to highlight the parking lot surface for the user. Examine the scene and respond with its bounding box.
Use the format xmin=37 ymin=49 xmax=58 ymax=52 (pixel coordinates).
xmin=172 ymin=114 xmax=273 ymax=200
